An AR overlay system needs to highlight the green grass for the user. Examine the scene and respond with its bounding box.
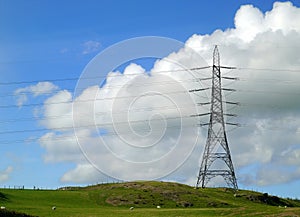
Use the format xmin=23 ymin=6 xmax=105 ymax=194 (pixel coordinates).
xmin=1 ymin=181 xmax=300 ymax=216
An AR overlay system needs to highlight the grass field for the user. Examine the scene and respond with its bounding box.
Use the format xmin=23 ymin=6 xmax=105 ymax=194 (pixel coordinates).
xmin=1 ymin=181 xmax=300 ymax=216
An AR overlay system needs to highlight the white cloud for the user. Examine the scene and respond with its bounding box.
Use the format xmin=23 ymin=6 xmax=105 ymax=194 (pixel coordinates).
xmin=0 ymin=166 xmax=13 ymax=183
xmin=61 ymin=164 xmax=107 ymax=183
xmin=14 ymin=82 xmax=59 ymax=107
xmin=240 ymin=165 xmax=300 ymax=186
xmin=40 ymin=90 xmax=73 ymax=129
xmin=265 ymin=2 xmax=300 ymax=34
xmin=39 ymin=61 xmax=201 ymax=182
xmin=234 ymin=4 xmax=265 ymax=42
xmin=39 ymin=132 xmax=83 ymax=163
xmin=82 ymin=40 xmax=101 ymax=55
xmin=34 ymin=1 xmax=300 ymax=188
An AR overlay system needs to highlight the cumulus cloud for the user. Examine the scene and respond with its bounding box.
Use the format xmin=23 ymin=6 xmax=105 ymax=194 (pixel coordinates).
xmin=33 ymin=1 xmax=300 ymax=187
xmin=61 ymin=164 xmax=107 ymax=183
xmin=82 ymin=40 xmax=101 ymax=55
xmin=0 ymin=166 xmax=13 ymax=182
xmin=40 ymin=90 xmax=73 ymax=129
xmin=14 ymin=82 xmax=59 ymax=107
xmin=39 ymin=60 xmax=201 ymax=182
xmin=39 ymin=132 xmax=83 ymax=163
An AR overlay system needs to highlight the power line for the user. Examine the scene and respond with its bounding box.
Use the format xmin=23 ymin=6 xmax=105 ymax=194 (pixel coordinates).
xmin=1 ymin=64 xmax=300 ymax=145
xmin=1 ymin=116 xmax=299 ymax=145
xmin=3 ymin=85 xmax=300 ymax=110
xmin=0 ymin=100 xmax=289 ymax=126
xmin=0 ymin=66 xmax=211 ymax=86
xmin=1 ymin=65 xmax=300 ymax=103
xmin=238 ymin=77 xmax=300 ymax=84
xmin=1 ymin=67 xmax=299 ymax=100
xmin=0 ymin=85 xmax=296 ymax=125
xmin=0 ymin=89 xmax=206 ymax=109
xmin=0 ymin=114 xmax=198 ymax=135
xmin=235 ymin=89 xmax=300 ymax=96
xmin=236 ymin=67 xmax=300 ymax=73
xmin=0 ymin=97 xmax=286 ymax=129
xmin=0 ymin=122 xmax=199 ymax=145
xmin=0 ymin=77 xmax=208 ymax=98
xmin=0 ymin=117 xmax=201 ymax=145
xmin=0 ymin=103 xmax=200 ymax=124
xmin=1 ymin=65 xmax=300 ymax=87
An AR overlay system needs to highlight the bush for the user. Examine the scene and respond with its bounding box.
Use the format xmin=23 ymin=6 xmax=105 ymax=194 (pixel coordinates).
xmin=0 ymin=209 xmax=36 ymax=217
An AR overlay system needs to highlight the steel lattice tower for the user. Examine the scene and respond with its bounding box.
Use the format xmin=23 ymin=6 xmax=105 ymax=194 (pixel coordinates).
xmin=196 ymin=46 xmax=238 ymax=189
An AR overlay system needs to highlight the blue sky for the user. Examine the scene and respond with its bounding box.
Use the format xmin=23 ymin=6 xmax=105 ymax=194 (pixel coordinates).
xmin=1 ymin=0 xmax=300 ymax=198
xmin=0 ymin=0 xmax=288 ymax=83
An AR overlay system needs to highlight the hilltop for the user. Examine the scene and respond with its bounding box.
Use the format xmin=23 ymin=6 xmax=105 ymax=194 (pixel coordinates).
xmin=1 ymin=181 xmax=300 ymax=216
xmin=64 ymin=181 xmax=300 ymax=208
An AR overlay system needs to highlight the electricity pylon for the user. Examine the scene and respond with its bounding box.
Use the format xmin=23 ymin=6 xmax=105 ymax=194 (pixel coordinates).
xmin=196 ymin=46 xmax=238 ymax=189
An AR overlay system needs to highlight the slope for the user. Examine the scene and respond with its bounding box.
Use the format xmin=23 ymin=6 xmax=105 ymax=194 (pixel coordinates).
xmin=0 ymin=181 xmax=300 ymax=217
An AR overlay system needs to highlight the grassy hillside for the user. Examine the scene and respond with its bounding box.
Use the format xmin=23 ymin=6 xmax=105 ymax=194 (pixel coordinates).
xmin=1 ymin=181 xmax=300 ymax=217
